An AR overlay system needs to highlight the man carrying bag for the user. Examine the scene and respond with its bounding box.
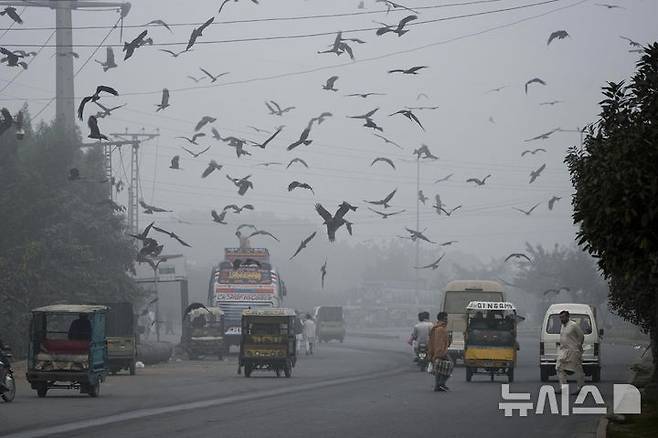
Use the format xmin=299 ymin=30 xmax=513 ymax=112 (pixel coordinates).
xmin=428 ymin=312 xmax=453 ymax=392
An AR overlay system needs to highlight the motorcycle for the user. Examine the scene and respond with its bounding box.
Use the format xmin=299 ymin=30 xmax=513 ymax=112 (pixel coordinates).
xmin=416 ymin=343 xmax=430 ymax=372
xmin=0 ymin=347 xmax=16 ymax=403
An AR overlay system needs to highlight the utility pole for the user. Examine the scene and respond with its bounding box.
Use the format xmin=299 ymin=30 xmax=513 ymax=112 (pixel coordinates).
xmin=415 ymin=156 xmax=420 ymax=297
xmin=0 ymin=1 xmax=130 ymax=129
xmin=81 ymin=138 xmax=135 ymax=200
xmin=110 ymin=130 xmax=159 ymax=235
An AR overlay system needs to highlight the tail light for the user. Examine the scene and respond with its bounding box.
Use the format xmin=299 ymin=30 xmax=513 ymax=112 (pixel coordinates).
xmin=593 ymin=343 xmax=599 ymax=356
xmin=539 ymin=342 xmax=544 ymax=355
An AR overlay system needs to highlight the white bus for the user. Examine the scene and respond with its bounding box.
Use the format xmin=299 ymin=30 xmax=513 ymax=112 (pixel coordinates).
xmin=442 ymin=280 xmax=505 ymax=361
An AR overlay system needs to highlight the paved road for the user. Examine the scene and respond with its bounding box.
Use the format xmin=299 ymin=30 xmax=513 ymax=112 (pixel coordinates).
xmin=0 ymin=335 xmax=642 ymax=438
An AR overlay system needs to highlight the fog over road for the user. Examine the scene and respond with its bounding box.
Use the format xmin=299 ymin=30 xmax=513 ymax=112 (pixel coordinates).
xmin=1 ymin=335 xmax=641 ymax=438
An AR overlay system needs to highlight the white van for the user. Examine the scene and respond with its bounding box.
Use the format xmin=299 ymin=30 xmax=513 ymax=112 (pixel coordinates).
xmin=539 ymin=303 xmax=603 ymax=382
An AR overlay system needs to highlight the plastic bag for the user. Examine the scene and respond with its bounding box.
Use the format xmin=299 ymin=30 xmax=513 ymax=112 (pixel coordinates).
xmin=426 ymin=362 xmax=434 ymax=374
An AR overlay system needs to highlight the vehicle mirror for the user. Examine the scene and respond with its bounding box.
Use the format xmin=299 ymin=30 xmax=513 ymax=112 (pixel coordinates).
xmin=598 ymin=328 xmax=604 ymax=336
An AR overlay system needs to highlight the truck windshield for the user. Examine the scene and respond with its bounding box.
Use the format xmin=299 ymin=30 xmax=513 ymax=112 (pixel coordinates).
xmin=546 ymin=314 xmax=593 ymax=335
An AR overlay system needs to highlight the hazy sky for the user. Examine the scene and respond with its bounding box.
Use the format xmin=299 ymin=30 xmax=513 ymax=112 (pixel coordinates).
xmin=2 ymin=0 xmax=657 ymax=269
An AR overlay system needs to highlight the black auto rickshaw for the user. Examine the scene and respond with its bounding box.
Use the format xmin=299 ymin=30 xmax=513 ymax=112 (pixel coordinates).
xmin=103 ymin=302 xmax=137 ymax=375
xmin=181 ymin=303 xmax=225 ymax=360
xmin=26 ymin=305 xmax=108 ymax=397
xmin=239 ymin=308 xmax=297 ymax=378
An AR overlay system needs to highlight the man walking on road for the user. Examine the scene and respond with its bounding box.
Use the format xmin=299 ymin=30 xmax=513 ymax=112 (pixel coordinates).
xmin=556 ymin=310 xmax=585 ymax=394
xmin=428 ymin=312 xmax=452 ymax=392
xmin=303 ymin=314 xmax=317 ymax=355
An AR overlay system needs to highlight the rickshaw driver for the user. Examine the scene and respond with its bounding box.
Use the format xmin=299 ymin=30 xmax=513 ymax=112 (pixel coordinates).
xmin=68 ymin=313 xmax=92 ymax=340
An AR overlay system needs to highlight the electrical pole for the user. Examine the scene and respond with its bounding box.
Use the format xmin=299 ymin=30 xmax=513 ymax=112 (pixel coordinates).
xmin=110 ymin=130 xmax=159 ymax=235
xmin=0 ymin=1 xmax=130 ymax=129
xmin=415 ymin=156 xmax=420 ymax=297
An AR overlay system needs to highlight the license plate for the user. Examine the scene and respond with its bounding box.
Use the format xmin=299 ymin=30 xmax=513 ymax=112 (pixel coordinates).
xmin=226 ymin=327 xmax=242 ymax=335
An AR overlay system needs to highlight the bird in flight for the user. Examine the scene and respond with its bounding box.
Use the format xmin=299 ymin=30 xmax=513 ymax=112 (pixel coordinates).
xmin=619 ymin=35 xmax=642 ymax=48
xmin=123 ymin=30 xmax=148 ymax=60
xmin=414 ymin=254 xmax=445 ymax=270
xmin=226 ymin=174 xmax=254 ymax=196
xmin=0 ymin=48 xmax=28 ymax=69
xmin=200 ymin=67 xmax=229 ymax=83
xmin=539 ymin=100 xmax=563 ymax=106
xmin=290 ymin=232 xmax=317 ymax=260
xmin=418 ymin=190 xmax=428 ymax=205
xmin=434 ymin=173 xmax=453 ymax=183
xmin=595 ymin=3 xmax=624 ymax=9
xmin=139 ymin=200 xmax=172 ymax=214
xmin=248 ymin=230 xmax=280 ymax=242
xmin=373 ymin=133 xmax=403 ymax=149
xmin=442 ymin=205 xmax=462 ymax=217
xmin=177 ymin=133 xmax=206 ymax=146
xmin=548 ymin=196 xmax=562 ymax=210
xmin=466 ymin=175 xmax=491 ymax=186
xmin=266 ymin=100 xmax=295 ymax=116
xmin=95 ymin=47 xmax=117 ymax=72
xmin=317 ymin=32 xmax=361 ymax=60
xmin=521 ymin=148 xmax=546 ymax=157
xmin=504 ymin=253 xmax=532 ymax=263
xmin=432 ymin=195 xmax=442 ymax=215
xmin=439 ymin=240 xmax=458 ymax=246
xmin=513 ymin=203 xmax=540 ymax=215
xmin=287 ymin=158 xmax=309 ymax=169
xmin=223 ymin=204 xmax=254 ymax=214
xmin=486 ymin=85 xmax=507 ymax=93
xmin=169 ymin=155 xmax=180 ymax=170
xmin=156 ymin=88 xmax=170 ymax=112
xmin=321 ymin=260 xmax=327 ymax=289
xmin=287 ymin=122 xmax=313 ymax=151
xmin=152 ymin=226 xmax=192 ymax=247
xmin=181 ymin=145 xmax=211 ymax=158
xmin=1 ymin=7 xmax=23 ymax=24
xmin=87 ymin=116 xmax=108 ymax=141
xmin=144 ymin=19 xmax=172 ymax=32
xmin=160 ymin=48 xmax=187 ymax=58
xmin=413 ymin=144 xmax=438 ymax=160
xmin=389 ymin=109 xmax=424 ymax=131
xmin=376 ymin=0 xmax=418 ymax=14
xmin=187 ymin=75 xmax=206 ymax=83
xmin=202 ymin=160 xmax=223 ymax=178
xmin=322 ymin=75 xmax=339 ymax=91
xmin=405 ymin=105 xmax=440 ymax=111
xmin=186 ymin=16 xmax=214 ymax=51
xmin=524 ymin=128 xmax=559 ymax=142
xmin=78 ymin=85 xmax=118 ymax=120
xmin=370 ymin=157 xmax=395 ymax=169
xmin=315 ymin=202 xmax=357 ymax=242
xmin=375 ymin=15 xmax=417 ymax=37
xmin=211 ymin=209 xmax=228 ymax=224
xmin=547 ymin=30 xmax=570 ymax=45
xmin=525 ymin=77 xmax=547 ymax=94
xmin=249 ymin=126 xmax=282 ymax=149
xmin=257 ymin=162 xmax=282 ymax=167
xmin=195 ymin=116 xmax=216 ymax=132
xmin=288 ymin=181 xmax=315 ymax=195
xmin=368 ymin=207 xmax=405 ymax=219
xmin=346 ymin=92 xmax=385 ymax=99
xmin=388 ymin=65 xmax=427 ymax=75
xmin=309 ymin=112 xmax=332 ymax=126
xmin=529 ymin=164 xmax=546 ymax=184
xmin=364 ymin=188 xmax=397 ymax=209
xmin=405 ymin=227 xmax=435 ymax=244
xmin=93 ymin=101 xmax=125 ymax=118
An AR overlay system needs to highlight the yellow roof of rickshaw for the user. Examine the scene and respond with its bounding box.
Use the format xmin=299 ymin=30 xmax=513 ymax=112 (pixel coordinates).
xmin=31 ymin=304 xmax=109 ymax=314
xmin=241 ymin=308 xmax=296 ymax=317
xmin=445 ymin=280 xmax=504 ymax=292
xmin=189 ymin=306 xmax=224 ymax=317
xmin=466 ymin=301 xmax=516 ymax=311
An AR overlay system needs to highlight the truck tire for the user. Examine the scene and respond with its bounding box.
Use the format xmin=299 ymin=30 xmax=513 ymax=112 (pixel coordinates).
xmin=466 ymin=367 xmax=473 ymax=382
xmin=244 ymin=363 xmax=252 ymax=378
xmin=36 ymin=383 xmax=48 ymax=398
xmin=540 ymin=366 xmax=550 ymax=382
xmin=284 ymin=360 xmax=292 ymax=378
xmin=507 ymin=367 xmax=514 ymax=383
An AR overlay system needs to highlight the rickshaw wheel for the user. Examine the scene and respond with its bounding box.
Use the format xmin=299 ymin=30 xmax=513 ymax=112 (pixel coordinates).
xmin=284 ymin=361 xmax=292 ymax=378
xmin=36 ymin=383 xmax=48 ymax=398
xmin=490 ymin=371 xmax=494 ymax=382
xmin=244 ymin=363 xmax=253 ymax=378
xmin=507 ymin=367 xmax=514 ymax=383
xmin=275 ymin=369 xmax=281 ymax=378
xmin=88 ymin=382 xmax=100 ymax=398
xmin=129 ymin=362 xmax=136 ymax=376
xmin=465 ymin=367 xmax=473 ymax=382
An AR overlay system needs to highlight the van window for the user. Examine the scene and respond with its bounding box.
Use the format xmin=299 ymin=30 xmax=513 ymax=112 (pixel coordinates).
xmin=546 ymin=314 xmax=592 ymax=335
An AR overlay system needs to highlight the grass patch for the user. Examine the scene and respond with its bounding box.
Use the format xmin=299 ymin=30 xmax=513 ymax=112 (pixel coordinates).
xmin=608 ymin=396 xmax=658 ymax=438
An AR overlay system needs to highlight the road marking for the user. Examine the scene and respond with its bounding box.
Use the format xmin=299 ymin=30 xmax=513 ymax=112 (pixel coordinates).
xmin=4 ymin=368 xmax=408 ymax=438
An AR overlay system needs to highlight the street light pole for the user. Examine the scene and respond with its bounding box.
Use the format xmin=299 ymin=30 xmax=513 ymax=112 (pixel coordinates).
xmin=415 ymin=156 xmax=420 ymax=297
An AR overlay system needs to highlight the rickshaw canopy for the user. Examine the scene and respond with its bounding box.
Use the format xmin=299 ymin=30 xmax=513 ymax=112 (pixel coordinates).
xmin=31 ymin=304 xmax=108 ymax=314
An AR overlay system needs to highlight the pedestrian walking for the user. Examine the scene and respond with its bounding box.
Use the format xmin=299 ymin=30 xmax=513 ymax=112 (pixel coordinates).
xmin=428 ymin=312 xmax=453 ymax=391
xmin=556 ymin=310 xmax=585 ymax=393
xmin=303 ymin=314 xmax=317 ymax=355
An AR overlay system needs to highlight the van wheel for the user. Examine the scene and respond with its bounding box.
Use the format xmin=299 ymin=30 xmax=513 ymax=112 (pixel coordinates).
xmin=244 ymin=363 xmax=252 ymax=378
xmin=591 ymin=367 xmax=601 ymax=383
xmin=507 ymin=367 xmax=514 ymax=383
xmin=540 ymin=366 xmax=550 ymax=382
xmin=284 ymin=360 xmax=292 ymax=378
xmin=129 ymin=362 xmax=136 ymax=376
xmin=465 ymin=367 xmax=473 ymax=382
xmin=36 ymin=383 xmax=48 ymax=398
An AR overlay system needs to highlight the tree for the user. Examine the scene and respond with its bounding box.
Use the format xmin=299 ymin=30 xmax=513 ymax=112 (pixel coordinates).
xmin=565 ymin=43 xmax=658 ymax=381
xmin=0 ymin=115 xmax=140 ymax=355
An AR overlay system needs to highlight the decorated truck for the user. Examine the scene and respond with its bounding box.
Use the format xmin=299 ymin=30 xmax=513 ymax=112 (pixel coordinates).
xmin=207 ymin=248 xmax=287 ymax=353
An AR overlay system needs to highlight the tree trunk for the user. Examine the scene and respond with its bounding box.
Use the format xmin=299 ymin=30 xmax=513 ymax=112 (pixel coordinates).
xmin=653 ymin=302 xmax=658 ymax=383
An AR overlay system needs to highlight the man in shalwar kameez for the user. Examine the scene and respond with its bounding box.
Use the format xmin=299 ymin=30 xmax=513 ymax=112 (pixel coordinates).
xmin=556 ymin=310 xmax=585 ymax=393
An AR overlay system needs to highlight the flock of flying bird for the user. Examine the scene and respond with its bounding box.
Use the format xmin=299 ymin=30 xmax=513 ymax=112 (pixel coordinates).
xmin=0 ymin=1 xmax=644 ymax=289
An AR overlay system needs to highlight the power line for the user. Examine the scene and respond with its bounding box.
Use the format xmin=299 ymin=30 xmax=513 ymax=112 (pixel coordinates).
xmin=0 ymin=1 xmax=514 ymax=32
xmin=0 ymin=0 xmax=585 ymax=103
xmin=0 ymin=0 xmax=562 ymax=47
xmin=0 ymin=5 xmax=25 ymax=41
xmin=0 ymin=29 xmax=54 ymax=95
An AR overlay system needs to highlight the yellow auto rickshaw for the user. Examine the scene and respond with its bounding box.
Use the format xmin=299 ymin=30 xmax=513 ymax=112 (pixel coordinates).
xmin=239 ymin=308 xmax=297 ymax=378
xmin=464 ymin=301 xmax=519 ymax=383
